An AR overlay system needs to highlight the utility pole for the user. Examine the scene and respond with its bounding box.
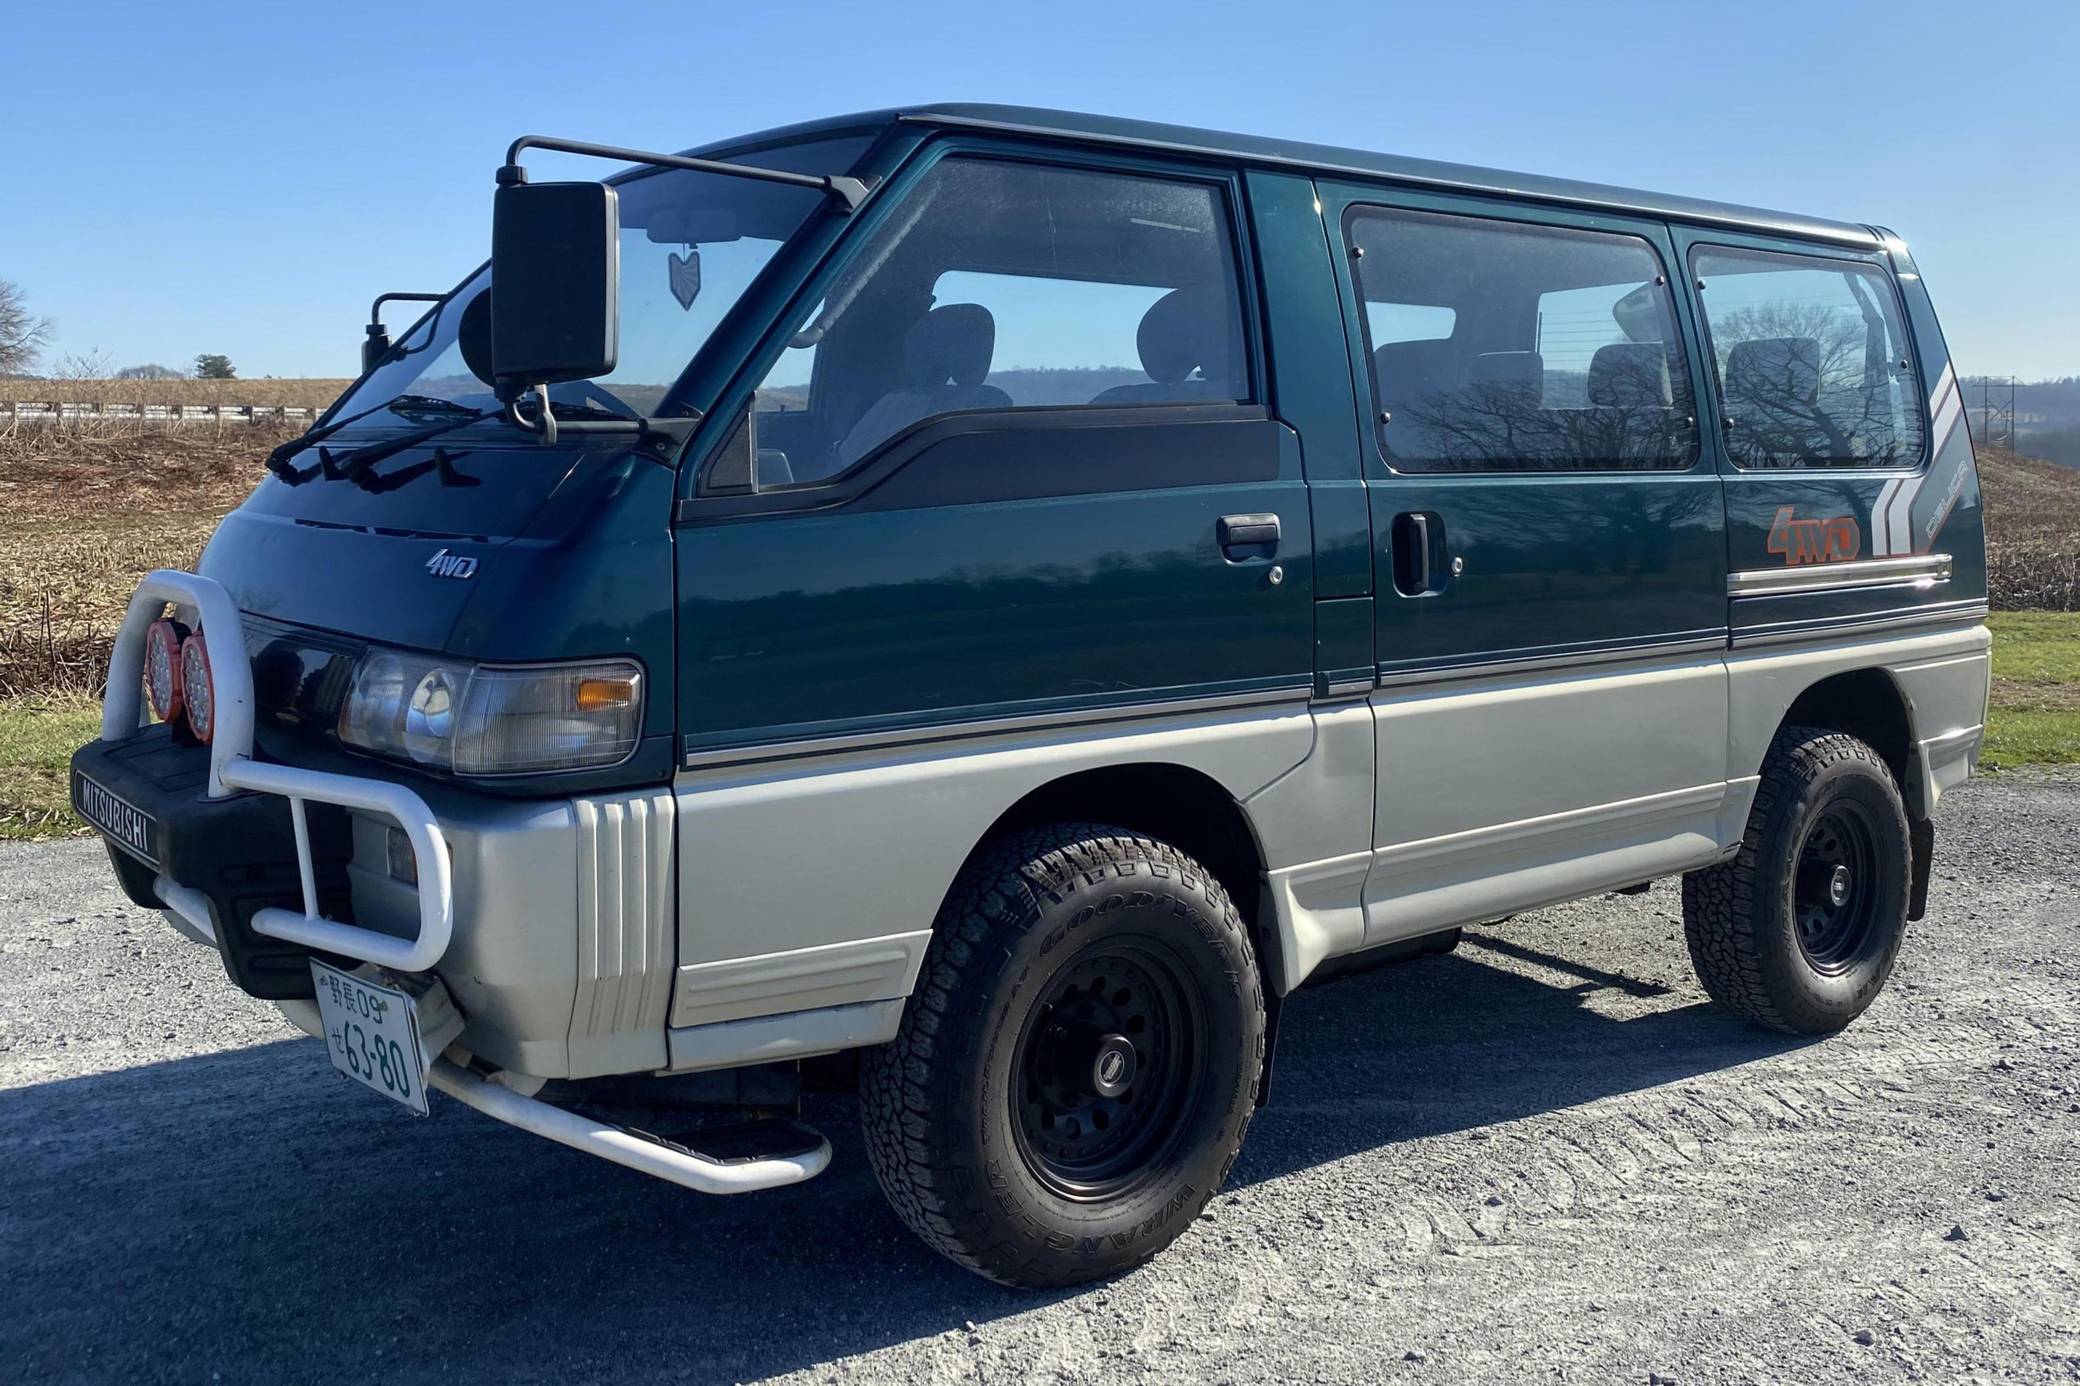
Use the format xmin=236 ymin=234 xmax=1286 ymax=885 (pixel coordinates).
xmin=1975 ymin=375 xmax=2018 ymax=451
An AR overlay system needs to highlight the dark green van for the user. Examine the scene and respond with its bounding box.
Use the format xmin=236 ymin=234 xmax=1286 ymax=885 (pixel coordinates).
xmin=72 ymin=106 xmax=1990 ymax=1287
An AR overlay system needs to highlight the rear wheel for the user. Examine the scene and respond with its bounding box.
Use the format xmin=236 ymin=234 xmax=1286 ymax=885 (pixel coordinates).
xmin=859 ymin=824 xmax=1263 ymax=1288
xmin=1682 ymin=727 xmax=1911 ymax=1034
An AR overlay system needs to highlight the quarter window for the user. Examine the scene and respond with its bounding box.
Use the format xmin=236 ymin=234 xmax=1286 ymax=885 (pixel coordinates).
xmin=1348 ymin=206 xmax=1698 ymax=472
xmin=1691 ymin=247 xmax=1924 ymax=469
xmin=743 ymin=157 xmax=1249 ymax=488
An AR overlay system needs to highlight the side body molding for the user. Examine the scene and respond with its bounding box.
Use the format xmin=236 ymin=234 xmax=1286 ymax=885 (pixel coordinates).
xmin=670 ymin=700 xmax=1319 ymax=1030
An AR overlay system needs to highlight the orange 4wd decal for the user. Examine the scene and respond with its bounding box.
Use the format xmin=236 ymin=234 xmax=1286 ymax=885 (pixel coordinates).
xmin=1766 ymin=506 xmax=1861 ymax=566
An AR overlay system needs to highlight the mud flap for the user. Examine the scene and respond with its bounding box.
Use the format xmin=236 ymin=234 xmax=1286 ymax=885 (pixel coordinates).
xmin=1909 ymin=816 xmax=1935 ymax=922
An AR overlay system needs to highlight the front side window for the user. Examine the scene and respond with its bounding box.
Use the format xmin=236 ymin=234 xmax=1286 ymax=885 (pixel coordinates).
xmin=334 ymin=135 xmax=872 ymax=428
xmin=1692 ymin=247 xmax=1924 ymax=469
xmin=743 ymin=156 xmax=1249 ymax=488
xmin=1348 ymin=206 xmax=1698 ymax=473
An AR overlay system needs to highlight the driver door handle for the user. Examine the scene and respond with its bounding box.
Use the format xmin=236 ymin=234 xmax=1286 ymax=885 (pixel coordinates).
xmin=1218 ymin=513 xmax=1281 ymax=556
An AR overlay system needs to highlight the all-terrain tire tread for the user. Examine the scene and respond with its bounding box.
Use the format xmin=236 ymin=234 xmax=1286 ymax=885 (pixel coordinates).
xmin=858 ymin=822 xmax=1262 ymax=1287
xmin=1681 ymin=726 xmax=1906 ymax=1035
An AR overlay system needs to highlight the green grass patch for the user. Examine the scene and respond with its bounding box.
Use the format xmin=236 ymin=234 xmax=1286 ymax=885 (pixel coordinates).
xmin=0 ymin=694 xmax=100 ymax=841
xmin=1984 ymin=610 xmax=2080 ymax=768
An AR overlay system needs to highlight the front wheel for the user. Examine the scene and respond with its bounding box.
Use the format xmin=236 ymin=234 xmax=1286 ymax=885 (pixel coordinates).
xmin=1682 ymin=727 xmax=1912 ymax=1035
xmin=859 ymin=824 xmax=1264 ymax=1288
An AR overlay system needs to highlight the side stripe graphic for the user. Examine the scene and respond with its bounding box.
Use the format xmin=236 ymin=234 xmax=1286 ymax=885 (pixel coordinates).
xmin=1873 ymin=363 xmax=1964 ymax=557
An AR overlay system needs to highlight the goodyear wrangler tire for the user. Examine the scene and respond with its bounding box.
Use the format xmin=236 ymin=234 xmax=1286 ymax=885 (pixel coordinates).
xmin=1681 ymin=727 xmax=1912 ymax=1036
xmin=859 ymin=823 xmax=1264 ymax=1288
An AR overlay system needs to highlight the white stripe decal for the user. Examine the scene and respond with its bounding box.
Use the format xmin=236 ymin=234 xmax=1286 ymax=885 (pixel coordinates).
xmin=1885 ymin=473 xmax=1921 ymax=556
xmin=1866 ymin=364 xmax=1961 ymax=556
xmin=1931 ymin=382 xmax=1963 ymax=455
xmin=1872 ymin=477 xmax=1902 ymax=556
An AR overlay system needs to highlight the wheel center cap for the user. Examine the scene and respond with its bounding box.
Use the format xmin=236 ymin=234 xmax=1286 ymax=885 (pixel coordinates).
xmin=1827 ymin=864 xmax=1853 ymax=909
xmin=1091 ymin=1035 xmax=1137 ymax=1097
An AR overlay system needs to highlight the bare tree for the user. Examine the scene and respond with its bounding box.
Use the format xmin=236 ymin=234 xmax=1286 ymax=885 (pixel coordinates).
xmin=1708 ymin=298 xmax=1918 ymax=468
xmin=50 ymin=348 xmax=115 ymax=381
xmin=0 ymin=278 xmax=53 ymax=376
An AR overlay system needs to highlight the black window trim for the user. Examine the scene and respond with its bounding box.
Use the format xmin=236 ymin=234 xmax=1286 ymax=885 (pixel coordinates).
xmin=676 ymin=400 xmax=1270 ymax=522
xmin=1341 ymin=200 xmax=1706 ymax=477
xmin=1685 ymin=238 xmax=1931 ymax=476
xmin=679 ymin=138 xmax=1268 ymax=521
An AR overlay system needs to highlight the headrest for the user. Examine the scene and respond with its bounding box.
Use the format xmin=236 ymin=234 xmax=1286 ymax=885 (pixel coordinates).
xmin=1469 ymin=351 xmax=1544 ymax=389
xmin=1587 ymin=343 xmax=1672 ymax=408
xmin=1373 ymin=338 xmax=1456 ymax=403
xmin=1725 ymin=337 xmax=1821 ymax=407
xmin=457 ymin=289 xmax=495 ymax=386
xmin=1137 ymin=288 xmax=1233 ymax=384
xmin=905 ymin=304 xmax=996 ymax=387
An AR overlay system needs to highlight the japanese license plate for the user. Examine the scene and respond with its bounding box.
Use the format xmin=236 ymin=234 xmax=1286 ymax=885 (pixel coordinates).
xmin=310 ymin=960 xmax=429 ymax=1116
xmin=73 ymin=771 xmax=157 ymax=866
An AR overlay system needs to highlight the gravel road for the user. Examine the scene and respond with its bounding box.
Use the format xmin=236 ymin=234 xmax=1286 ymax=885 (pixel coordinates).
xmin=3 ymin=773 xmax=2077 ymax=1385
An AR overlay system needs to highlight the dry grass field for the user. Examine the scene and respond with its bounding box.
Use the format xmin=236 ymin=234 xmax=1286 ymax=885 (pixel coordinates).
xmin=0 ymin=377 xmax=348 ymax=410
xmin=0 ymin=427 xmax=273 ymax=698
xmin=0 ymin=426 xmax=2075 ymax=837
xmin=1981 ymin=448 xmax=2080 ymax=610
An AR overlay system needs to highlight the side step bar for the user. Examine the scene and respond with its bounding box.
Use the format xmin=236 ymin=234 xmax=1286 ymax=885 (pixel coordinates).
xmin=275 ymin=999 xmax=829 ymax=1195
xmin=426 ymin=1060 xmax=832 ymax=1195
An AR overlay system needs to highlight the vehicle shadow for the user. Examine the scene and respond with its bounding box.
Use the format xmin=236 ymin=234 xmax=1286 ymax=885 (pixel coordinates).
xmin=0 ymin=933 xmax=1808 ymax=1383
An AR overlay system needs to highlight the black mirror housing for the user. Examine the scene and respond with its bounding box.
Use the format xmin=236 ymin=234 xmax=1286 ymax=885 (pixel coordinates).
xmin=491 ymin=181 xmax=619 ymax=400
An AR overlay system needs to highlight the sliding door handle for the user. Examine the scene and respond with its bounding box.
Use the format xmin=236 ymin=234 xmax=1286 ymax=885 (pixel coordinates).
xmin=1391 ymin=511 xmax=1449 ymax=596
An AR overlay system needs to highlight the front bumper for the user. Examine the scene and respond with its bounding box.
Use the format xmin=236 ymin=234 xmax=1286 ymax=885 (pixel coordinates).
xmin=79 ymin=569 xmax=677 ymax=1081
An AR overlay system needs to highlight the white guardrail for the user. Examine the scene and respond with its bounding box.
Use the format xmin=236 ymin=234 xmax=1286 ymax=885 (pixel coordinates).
xmin=2 ymin=401 xmax=324 ymax=425
xmin=104 ymin=570 xmax=454 ymax=973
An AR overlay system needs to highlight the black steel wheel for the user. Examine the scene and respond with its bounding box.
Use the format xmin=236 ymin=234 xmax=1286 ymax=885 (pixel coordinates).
xmin=1683 ymin=726 xmax=1912 ymax=1035
xmin=860 ymin=824 xmax=1264 ymax=1288
xmin=1011 ymin=942 xmax=1209 ymax=1200
xmin=1793 ymin=801 xmax=1882 ymax=972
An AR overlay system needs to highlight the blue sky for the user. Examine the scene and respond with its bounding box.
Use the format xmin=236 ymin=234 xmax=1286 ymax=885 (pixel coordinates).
xmin=2 ymin=0 xmax=2073 ymax=380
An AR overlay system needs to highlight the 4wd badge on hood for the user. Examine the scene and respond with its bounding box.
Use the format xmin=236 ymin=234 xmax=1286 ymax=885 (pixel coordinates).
xmin=425 ymin=547 xmax=478 ymax=580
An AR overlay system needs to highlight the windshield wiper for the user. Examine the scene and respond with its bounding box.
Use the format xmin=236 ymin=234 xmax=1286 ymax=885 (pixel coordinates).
xmin=386 ymin=393 xmax=481 ymax=418
xmin=267 ymin=392 xmax=490 ymax=480
xmin=270 ymin=410 xmax=489 ymax=487
xmin=265 ymin=397 xmax=408 ymax=478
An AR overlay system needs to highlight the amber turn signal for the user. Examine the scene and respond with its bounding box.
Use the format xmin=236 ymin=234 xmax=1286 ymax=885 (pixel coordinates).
xmin=574 ymin=675 xmax=638 ymax=713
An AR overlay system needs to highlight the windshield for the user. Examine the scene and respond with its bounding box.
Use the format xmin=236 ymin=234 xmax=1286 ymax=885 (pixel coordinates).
xmin=334 ymin=134 xmax=873 ymax=425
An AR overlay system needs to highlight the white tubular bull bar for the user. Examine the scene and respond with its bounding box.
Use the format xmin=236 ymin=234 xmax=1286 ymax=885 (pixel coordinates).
xmin=106 ymin=570 xmax=454 ymax=974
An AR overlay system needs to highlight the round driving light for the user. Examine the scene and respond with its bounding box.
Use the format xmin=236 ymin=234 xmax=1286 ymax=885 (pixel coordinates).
xmin=144 ymin=618 xmax=190 ymax=723
xmin=180 ymin=633 xmax=216 ymax=744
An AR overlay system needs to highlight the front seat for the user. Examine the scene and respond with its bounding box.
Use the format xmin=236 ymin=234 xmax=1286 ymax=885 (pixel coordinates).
xmin=1091 ymin=288 xmax=1244 ymax=405
xmin=834 ymin=304 xmax=1011 ymax=470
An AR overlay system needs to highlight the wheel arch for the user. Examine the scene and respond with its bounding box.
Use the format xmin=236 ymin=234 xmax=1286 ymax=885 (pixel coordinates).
xmin=950 ymin=760 xmax=1289 ymax=1102
xmin=967 ymin=761 xmax=1272 ymax=945
xmin=1773 ymin=667 xmax=1916 ymax=809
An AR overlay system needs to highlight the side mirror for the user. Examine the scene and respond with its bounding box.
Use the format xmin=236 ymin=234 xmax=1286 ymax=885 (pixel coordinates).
xmin=490 ymin=180 xmax=619 ymax=401
xmin=361 ymin=291 xmax=445 ymax=376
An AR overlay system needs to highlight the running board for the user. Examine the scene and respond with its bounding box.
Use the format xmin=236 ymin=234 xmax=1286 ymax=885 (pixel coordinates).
xmin=426 ymin=1059 xmax=832 ymax=1195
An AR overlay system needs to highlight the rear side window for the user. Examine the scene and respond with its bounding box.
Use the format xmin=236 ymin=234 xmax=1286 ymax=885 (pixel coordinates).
xmin=1691 ymin=246 xmax=1924 ymax=469
xmin=744 ymin=157 xmax=1250 ymax=488
xmin=1347 ymin=206 xmax=1698 ymax=473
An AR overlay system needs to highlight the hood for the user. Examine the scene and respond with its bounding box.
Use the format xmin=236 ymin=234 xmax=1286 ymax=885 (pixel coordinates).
xmin=197 ymin=428 xmax=675 ymax=660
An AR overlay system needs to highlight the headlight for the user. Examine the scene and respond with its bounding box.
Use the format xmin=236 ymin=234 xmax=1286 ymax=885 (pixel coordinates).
xmin=339 ymin=648 xmax=643 ymax=776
